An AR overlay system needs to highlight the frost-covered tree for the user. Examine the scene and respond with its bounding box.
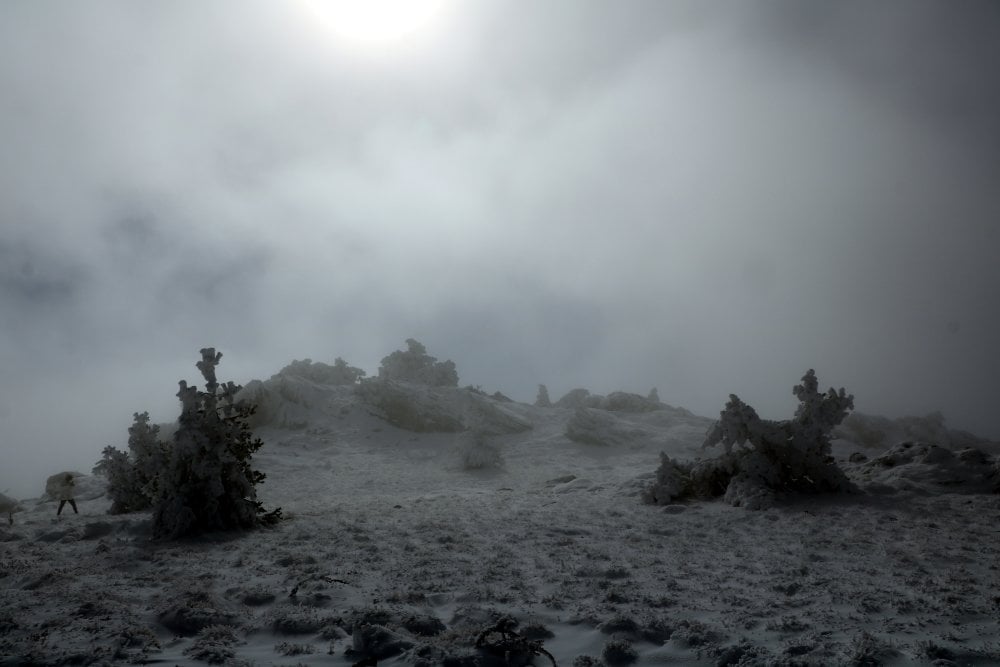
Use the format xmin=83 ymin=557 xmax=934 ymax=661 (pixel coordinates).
xmin=377 ymin=338 xmax=458 ymax=386
xmin=152 ymin=348 xmax=280 ymax=539
xmin=644 ymin=369 xmax=856 ymax=509
xmin=276 ymin=357 xmax=365 ymax=385
xmin=535 ymin=384 xmax=552 ymax=408
xmin=555 ymin=388 xmax=602 ymax=409
xmin=100 ymin=412 xmax=169 ymax=514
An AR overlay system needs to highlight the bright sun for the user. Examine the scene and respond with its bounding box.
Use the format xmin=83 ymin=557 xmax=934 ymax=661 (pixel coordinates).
xmin=300 ymin=0 xmax=448 ymax=46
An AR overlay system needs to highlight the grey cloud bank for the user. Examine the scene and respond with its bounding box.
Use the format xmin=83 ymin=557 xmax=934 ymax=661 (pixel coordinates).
xmin=2 ymin=1 xmax=998 ymax=499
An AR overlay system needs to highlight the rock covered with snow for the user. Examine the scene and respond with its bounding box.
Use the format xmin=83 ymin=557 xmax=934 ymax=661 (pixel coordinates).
xmin=601 ymin=391 xmax=663 ymax=413
xmin=357 ymin=380 xmax=532 ymax=435
xmin=42 ymin=472 xmax=105 ymax=503
xmin=566 ymin=407 xmax=649 ymax=446
xmin=554 ymin=388 xmax=602 ymax=409
xmin=836 ymin=410 xmax=994 ymax=453
xmin=852 ymin=441 xmax=1000 ymax=494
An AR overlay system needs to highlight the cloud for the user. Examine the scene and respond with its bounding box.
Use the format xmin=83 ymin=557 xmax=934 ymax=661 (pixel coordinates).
xmin=1 ymin=0 xmax=998 ymax=498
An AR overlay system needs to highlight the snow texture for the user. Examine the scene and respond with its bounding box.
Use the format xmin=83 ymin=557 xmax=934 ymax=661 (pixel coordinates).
xmin=2 ymin=359 xmax=999 ymax=664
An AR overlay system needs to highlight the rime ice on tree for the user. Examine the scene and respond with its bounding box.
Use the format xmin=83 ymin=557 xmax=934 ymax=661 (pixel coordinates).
xmin=645 ymin=369 xmax=856 ymax=510
xmin=151 ymin=348 xmax=280 ymax=539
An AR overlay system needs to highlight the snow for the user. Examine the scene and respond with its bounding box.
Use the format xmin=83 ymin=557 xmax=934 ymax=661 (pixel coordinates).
xmin=2 ymin=375 xmax=1000 ymax=665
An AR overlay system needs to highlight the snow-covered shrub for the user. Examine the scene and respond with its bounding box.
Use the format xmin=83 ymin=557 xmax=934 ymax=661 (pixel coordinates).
xmin=100 ymin=412 xmax=170 ymax=514
xmin=845 ymin=630 xmax=899 ymax=665
xmin=377 ymin=338 xmax=458 ymax=387
xmin=641 ymin=454 xmax=690 ymax=505
xmin=645 ymin=369 xmax=856 ymax=509
xmin=183 ymin=625 xmax=240 ymax=664
xmin=602 ymin=638 xmax=639 ymax=665
xmin=157 ymin=589 xmax=241 ymax=636
xmin=275 ymin=357 xmax=365 ymax=385
xmin=455 ymin=429 xmax=503 ymax=470
xmin=535 ymin=384 xmax=552 ymax=407
xmin=151 ymin=348 xmax=281 ymax=539
xmin=275 ymin=641 xmax=315 ymax=656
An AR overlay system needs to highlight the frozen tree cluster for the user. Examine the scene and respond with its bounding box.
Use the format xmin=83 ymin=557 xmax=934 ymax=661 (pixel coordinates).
xmin=377 ymin=338 xmax=458 ymax=387
xmin=551 ymin=388 xmax=661 ymax=413
xmin=98 ymin=412 xmax=168 ymax=514
xmin=274 ymin=357 xmax=365 ymax=385
xmin=99 ymin=348 xmax=280 ymax=538
xmin=238 ymin=356 xmax=367 ymax=429
xmin=645 ymin=369 xmax=857 ymax=510
xmin=358 ymin=339 xmax=464 ymax=432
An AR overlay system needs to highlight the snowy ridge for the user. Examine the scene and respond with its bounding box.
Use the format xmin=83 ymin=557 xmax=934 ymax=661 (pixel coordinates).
xmin=2 ymin=364 xmax=1000 ymax=665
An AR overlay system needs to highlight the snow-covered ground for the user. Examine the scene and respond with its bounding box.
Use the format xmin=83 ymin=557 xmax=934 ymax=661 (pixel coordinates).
xmin=2 ymin=375 xmax=999 ymax=666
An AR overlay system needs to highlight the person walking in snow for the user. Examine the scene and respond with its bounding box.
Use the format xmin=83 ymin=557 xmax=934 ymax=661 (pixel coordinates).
xmin=55 ymin=473 xmax=78 ymax=516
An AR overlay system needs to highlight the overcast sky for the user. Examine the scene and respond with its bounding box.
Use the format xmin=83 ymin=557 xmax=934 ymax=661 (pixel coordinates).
xmin=2 ymin=1 xmax=999 ymax=499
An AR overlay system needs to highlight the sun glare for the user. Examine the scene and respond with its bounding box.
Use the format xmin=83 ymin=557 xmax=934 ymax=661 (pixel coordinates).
xmin=301 ymin=0 xmax=448 ymax=46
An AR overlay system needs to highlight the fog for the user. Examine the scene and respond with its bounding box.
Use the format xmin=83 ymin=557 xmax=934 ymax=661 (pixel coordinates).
xmin=2 ymin=1 xmax=998 ymax=499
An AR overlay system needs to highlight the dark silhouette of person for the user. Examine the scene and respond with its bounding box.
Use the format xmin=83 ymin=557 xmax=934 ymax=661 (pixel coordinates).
xmin=56 ymin=473 xmax=78 ymax=516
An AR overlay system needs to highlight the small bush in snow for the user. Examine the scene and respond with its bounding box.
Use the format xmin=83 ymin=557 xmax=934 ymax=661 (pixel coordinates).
xmin=377 ymin=338 xmax=458 ymax=387
xmin=274 ymin=641 xmax=315 ymax=656
xmin=152 ymin=348 xmax=281 ymax=539
xmin=455 ymin=429 xmax=503 ymax=470
xmin=99 ymin=412 xmax=169 ymax=514
xmin=183 ymin=625 xmax=240 ymax=664
xmin=645 ymin=369 xmax=856 ymax=509
xmin=602 ymin=638 xmax=639 ymax=665
xmin=846 ymin=631 xmax=898 ymax=665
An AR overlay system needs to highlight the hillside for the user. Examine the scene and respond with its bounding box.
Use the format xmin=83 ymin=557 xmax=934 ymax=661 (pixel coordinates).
xmin=2 ymin=359 xmax=1000 ymax=665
